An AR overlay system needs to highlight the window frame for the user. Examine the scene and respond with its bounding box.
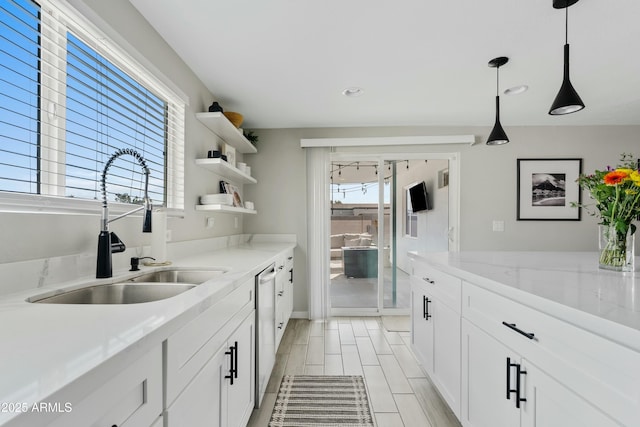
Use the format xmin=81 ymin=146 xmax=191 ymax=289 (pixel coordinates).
xmin=0 ymin=0 xmax=186 ymax=216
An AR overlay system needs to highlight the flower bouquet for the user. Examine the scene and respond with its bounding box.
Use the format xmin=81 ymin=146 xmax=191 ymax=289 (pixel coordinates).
xmin=573 ymin=153 xmax=640 ymax=271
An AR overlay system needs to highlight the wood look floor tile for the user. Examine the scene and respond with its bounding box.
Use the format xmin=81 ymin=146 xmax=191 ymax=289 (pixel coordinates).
xmin=306 ymin=336 xmax=325 ymax=365
xmin=341 ymin=345 xmax=364 ymax=376
xmin=355 ymin=336 xmax=380 ymax=365
xmin=378 ymin=354 xmax=413 ymax=393
xmin=284 ymin=344 xmax=307 ymax=375
xmin=351 ymin=319 xmax=369 ymax=336
xmin=247 ymin=392 xmax=276 ymax=427
xmin=391 ymin=344 xmax=426 ymax=378
xmin=324 ymin=328 xmax=341 ymax=354
xmin=309 ymin=320 xmax=325 ymax=337
xmin=292 ymin=320 xmax=311 ymax=345
xmin=409 ymin=378 xmax=461 ymax=427
xmin=363 ymin=365 xmax=398 ymax=413
xmin=367 ymin=329 xmax=394 ymax=355
xmin=394 ymin=393 xmax=433 ymax=427
xmin=338 ymin=322 xmax=356 ymax=345
xmin=304 ymin=364 xmax=324 ymax=375
xmin=324 ymin=354 xmax=344 ymax=375
xmin=375 ymin=412 xmax=405 ymax=427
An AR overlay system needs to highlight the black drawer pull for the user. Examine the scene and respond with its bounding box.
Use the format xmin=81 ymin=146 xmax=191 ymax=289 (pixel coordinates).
xmin=422 ymin=277 xmax=435 ymax=284
xmin=425 ymin=296 xmax=432 ymax=320
xmin=289 ymin=268 xmax=293 ymax=283
xmin=502 ymin=322 xmax=535 ymax=340
xmin=278 ymin=290 xmax=284 ymax=296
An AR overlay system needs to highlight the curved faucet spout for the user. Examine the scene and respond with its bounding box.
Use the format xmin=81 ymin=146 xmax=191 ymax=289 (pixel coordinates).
xmin=97 ymin=148 xmax=152 ymax=278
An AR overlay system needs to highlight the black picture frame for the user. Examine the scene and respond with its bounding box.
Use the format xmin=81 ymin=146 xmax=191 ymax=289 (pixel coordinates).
xmin=517 ymin=158 xmax=582 ymax=221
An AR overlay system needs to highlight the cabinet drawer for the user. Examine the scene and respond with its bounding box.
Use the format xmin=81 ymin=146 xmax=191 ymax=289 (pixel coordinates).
xmin=46 ymin=346 xmax=162 ymax=427
xmin=166 ymin=278 xmax=254 ymax=405
xmin=411 ymin=260 xmax=461 ymax=311
xmin=463 ymin=282 xmax=640 ymax=426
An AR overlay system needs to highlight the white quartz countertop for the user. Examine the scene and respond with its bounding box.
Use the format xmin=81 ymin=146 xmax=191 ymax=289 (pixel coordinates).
xmin=408 ymin=251 xmax=640 ymax=353
xmin=0 ymin=239 xmax=295 ymax=426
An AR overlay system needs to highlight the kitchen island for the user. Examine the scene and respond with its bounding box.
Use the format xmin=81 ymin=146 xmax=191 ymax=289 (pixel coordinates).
xmin=408 ymin=251 xmax=640 ymax=427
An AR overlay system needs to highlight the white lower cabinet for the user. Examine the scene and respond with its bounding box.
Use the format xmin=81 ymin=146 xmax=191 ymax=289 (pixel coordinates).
xmin=166 ymin=312 xmax=255 ymax=427
xmin=410 ymin=261 xmax=461 ymax=417
xmin=462 ymin=319 xmax=617 ymax=427
xmin=44 ymin=346 xmax=162 ymax=427
xmin=275 ymin=250 xmax=294 ymax=350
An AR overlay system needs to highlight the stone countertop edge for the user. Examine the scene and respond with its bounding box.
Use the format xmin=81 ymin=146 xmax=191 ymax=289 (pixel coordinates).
xmin=0 ymin=239 xmax=296 ymax=427
xmin=408 ymin=251 xmax=640 ymax=354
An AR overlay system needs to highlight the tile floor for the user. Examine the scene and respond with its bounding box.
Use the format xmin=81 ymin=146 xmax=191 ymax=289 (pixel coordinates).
xmin=247 ymin=317 xmax=461 ymax=427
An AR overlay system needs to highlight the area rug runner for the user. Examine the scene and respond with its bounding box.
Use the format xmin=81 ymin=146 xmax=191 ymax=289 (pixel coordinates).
xmin=269 ymin=375 xmax=374 ymax=427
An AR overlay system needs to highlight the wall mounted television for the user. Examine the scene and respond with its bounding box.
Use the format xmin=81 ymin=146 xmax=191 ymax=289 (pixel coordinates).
xmin=409 ymin=181 xmax=431 ymax=212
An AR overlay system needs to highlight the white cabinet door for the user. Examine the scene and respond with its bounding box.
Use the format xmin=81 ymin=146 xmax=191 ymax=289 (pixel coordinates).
xmin=432 ymin=297 xmax=461 ymax=416
xmin=410 ymin=281 xmax=434 ymax=374
xmin=521 ymin=362 xmax=618 ymax=427
xmin=227 ymin=313 xmax=256 ymax=427
xmin=461 ymin=319 xmax=520 ymax=427
xmin=167 ymin=344 xmax=226 ymax=427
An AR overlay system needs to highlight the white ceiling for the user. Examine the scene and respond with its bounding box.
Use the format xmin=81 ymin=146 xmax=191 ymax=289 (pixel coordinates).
xmin=129 ymin=0 xmax=640 ymax=129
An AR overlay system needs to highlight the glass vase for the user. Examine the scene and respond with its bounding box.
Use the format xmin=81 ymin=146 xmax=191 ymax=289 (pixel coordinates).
xmin=598 ymin=225 xmax=635 ymax=272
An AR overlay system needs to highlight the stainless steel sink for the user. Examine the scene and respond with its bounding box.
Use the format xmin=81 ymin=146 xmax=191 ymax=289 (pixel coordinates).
xmin=124 ymin=268 xmax=227 ymax=284
xmin=30 ymin=283 xmax=196 ymax=304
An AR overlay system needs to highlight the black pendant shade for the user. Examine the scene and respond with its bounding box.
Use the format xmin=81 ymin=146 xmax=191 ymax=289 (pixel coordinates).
xmin=487 ymin=56 xmax=509 ymax=146
xmin=549 ymin=0 xmax=585 ymax=115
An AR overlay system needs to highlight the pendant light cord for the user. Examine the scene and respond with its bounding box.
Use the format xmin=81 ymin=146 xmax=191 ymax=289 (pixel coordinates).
xmin=565 ymin=4 xmax=569 ymax=44
xmin=496 ymin=66 xmax=499 ymax=96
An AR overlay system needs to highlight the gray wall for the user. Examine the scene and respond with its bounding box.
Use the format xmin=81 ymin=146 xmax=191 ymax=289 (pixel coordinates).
xmin=244 ymin=125 xmax=640 ymax=313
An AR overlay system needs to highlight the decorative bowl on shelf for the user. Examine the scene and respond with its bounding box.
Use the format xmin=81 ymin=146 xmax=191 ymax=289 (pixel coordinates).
xmin=223 ymin=112 xmax=243 ymax=128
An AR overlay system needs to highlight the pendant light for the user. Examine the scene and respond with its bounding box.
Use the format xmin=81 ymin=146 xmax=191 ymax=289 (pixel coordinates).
xmin=549 ymin=0 xmax=585 ymax=115
xmin=487 ymin=56 xmax=509 ymax=145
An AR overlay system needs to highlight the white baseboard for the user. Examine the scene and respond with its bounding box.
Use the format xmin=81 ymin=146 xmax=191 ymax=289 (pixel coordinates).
xmin=291 ymin=311 xmax=309 ymax=319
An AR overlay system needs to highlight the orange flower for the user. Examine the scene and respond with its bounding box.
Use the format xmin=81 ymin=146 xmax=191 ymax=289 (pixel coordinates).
xmin=603 ymin=170 xmax=629 ymax=186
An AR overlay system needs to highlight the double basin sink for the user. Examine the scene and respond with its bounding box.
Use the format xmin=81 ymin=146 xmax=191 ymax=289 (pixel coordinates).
xmin=28 ymin=268 xmax=228 ymax=305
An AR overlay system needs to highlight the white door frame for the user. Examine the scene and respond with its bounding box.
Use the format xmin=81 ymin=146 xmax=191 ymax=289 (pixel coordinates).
xmin=305 ymin=142 xmax=461 ymax=320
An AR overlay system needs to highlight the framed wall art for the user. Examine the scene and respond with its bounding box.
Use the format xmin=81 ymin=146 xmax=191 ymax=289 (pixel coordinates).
xmin=517 ymin=158 xmax=582 ymax=221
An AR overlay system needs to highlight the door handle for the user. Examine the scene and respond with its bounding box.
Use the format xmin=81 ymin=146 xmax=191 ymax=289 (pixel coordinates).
xmin=506 ymin=357 xmax=518 ymax=400
xmin=425 ymin=296 xmax=432 ymax=320
xmin=515 ymin=363 xmax=527 ymax=408
xmin=233 ymin=341 xmax=238 ymax=379
xmin=225 ymin=344 xmax=235 ymax=385
xmin=289 ymin=268 xmax=293 ymax=283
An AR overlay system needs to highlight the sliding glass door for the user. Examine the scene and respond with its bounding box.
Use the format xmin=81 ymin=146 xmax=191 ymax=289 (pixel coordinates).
xmin=328 ymin=154 xmax=450 ymax=315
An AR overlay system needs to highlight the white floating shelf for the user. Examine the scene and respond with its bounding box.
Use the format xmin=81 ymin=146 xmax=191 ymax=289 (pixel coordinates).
xmin=195 ymin=158 xmax=257 ymax=184
xmin=195 ymin=204 xmax=257 ymax=214
xmin=196 ymin=112 xmax=257 ymax=154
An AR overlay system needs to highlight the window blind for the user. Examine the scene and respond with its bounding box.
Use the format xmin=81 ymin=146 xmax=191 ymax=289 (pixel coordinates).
xmin=0 ymin=0 xmax=185 ymax=210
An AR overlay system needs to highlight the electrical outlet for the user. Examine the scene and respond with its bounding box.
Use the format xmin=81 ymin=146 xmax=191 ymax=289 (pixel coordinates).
xmin=492 ymin=220 xmax=505 ymax=232
xmin=206 ymin=217 xmax=215 ymax=228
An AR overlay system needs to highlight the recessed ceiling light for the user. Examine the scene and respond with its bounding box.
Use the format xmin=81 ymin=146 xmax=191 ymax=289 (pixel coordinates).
xmin=504 ymin=85 xmax=529 ymax=95
xmin=342 ymin=87 xmax=364 ymax=97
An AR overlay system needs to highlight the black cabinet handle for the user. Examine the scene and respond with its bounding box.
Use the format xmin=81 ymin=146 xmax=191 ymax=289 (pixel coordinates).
xmin=515 ymin=363 xmax=527 ymax=408
xmin=278 ymin=322 xmax=284 ymax=329
xmin=502 ymin=322 xmax=535 ymax=340
xmin=425 ymin=297 xmax=432 ymax=320
xmin=287 ymin=256 xmax=293 ymax=261
xmin=289 ymin=268 xmax=293 ymax=283
xmin=225 ymin=344 xmax=235 ymax=385
xmin=422 ymin=277 xmax=435 ymax=284
xmin=278 ymin=290 xmax=284 ymax=297
xmin=422 ymin=295 xmax=427 ymax=319
xmin=506 ymin=357 xmax=518 ymax=400
xmin=233 ymin=341 xmax=238 ymax=379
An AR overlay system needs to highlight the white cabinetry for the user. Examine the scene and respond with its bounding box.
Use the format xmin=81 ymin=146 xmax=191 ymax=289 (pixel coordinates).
xmin=461 ymin=281 xmax=638 ymax=427
xmin=45 ymin=346 xmax=162 ymax=427
xmin=167 ymin=312 xmax=255 ymax=427
xmin=410 ymin=260 xmax=461 ymax=418
xmin=275 ymin=250 xmax=294 ymax=349
xmin=165 ymin=277 xmax=255 ymax=427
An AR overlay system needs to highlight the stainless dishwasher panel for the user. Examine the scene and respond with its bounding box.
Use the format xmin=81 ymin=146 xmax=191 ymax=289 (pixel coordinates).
xmin=255 ymin=263 xmax=276 ymax=408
